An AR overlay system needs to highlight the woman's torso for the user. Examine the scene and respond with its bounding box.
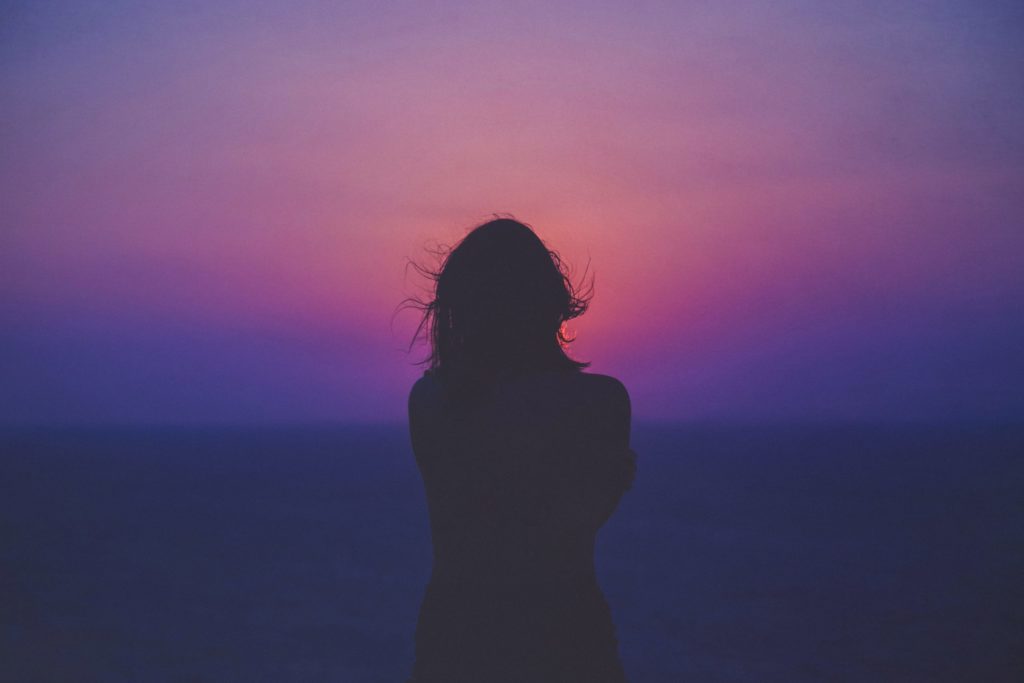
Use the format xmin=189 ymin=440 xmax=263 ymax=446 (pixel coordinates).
xmin=409 ymin=368 xmax=634 ymax=581
xmin=407 ymin=369 xmax=634 ymax=682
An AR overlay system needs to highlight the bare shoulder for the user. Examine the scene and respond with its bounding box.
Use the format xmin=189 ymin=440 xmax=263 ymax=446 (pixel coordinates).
xmin=566 ymin=372 xmax=632 ymax=443
xmin=575 ymin=372 xmax=631 ymax=412
xmin=408 ymin=372 xmax=445 ymax=459
xmin=408 ymin=371 xmax=444 ymax=416
xmin=564 ymin=372 xmax=632 ymax=448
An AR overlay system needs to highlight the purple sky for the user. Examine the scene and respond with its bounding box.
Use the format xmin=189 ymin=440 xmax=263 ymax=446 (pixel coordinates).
xmin=2 ymin=1 xmax=1023 ymax=424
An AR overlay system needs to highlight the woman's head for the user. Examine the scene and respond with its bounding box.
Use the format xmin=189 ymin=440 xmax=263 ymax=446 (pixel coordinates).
xmin=409 ymin=217 xmax=591 ymax=395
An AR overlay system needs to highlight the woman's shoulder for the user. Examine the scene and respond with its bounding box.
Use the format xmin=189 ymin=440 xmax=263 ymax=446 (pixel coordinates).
xmin=575 ymin=372 xmax=629 ymax=400
xmin=518 ymin=370 xmax=631 ymax=426
xmin=409 ymin=368 xmax=630 ymax=417
xmin=564 ymin=372 xmax=630 ymax=415
xmin=408 ymin=370 xmax=445 ymax=414
xmin=588 ymin=375 xmax=631 ymax=430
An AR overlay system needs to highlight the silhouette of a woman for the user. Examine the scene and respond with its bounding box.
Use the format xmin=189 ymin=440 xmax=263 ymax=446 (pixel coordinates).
xmin=406 ymin=218 xmax=636 ymax=682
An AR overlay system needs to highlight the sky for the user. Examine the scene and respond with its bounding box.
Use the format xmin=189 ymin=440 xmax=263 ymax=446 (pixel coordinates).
xmin=2 ymin=0 xmax=1022 ymax=424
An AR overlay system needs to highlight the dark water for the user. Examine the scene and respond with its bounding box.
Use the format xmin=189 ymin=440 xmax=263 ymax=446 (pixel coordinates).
xmin=1 ymin=424 xmax=1022 ymax=682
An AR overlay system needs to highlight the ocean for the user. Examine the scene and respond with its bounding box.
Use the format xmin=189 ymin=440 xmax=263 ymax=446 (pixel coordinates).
xmin=2 ymin=424 xmax=1021 ymax=682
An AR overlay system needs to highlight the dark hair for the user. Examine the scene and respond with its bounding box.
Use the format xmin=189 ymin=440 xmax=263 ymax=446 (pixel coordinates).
xmin=406 ymin=216 xmax=592 ymax=401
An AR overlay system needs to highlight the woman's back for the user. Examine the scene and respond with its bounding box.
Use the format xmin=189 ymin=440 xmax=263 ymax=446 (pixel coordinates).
xmin=407 ymin=368 xmax=635 ymax=682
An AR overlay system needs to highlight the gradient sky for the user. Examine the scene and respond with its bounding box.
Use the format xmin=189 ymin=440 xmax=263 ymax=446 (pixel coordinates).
xmin=2 ymin=0 xmax=1022 ymax=424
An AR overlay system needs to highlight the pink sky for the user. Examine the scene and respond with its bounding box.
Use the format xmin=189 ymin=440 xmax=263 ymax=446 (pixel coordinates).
xmin=2 ymin=1 xmax=1022 ymax=423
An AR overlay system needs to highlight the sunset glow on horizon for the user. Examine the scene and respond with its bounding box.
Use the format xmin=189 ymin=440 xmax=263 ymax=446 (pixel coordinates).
xmin=2 ymin=0 xmax=1022 ymax=424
